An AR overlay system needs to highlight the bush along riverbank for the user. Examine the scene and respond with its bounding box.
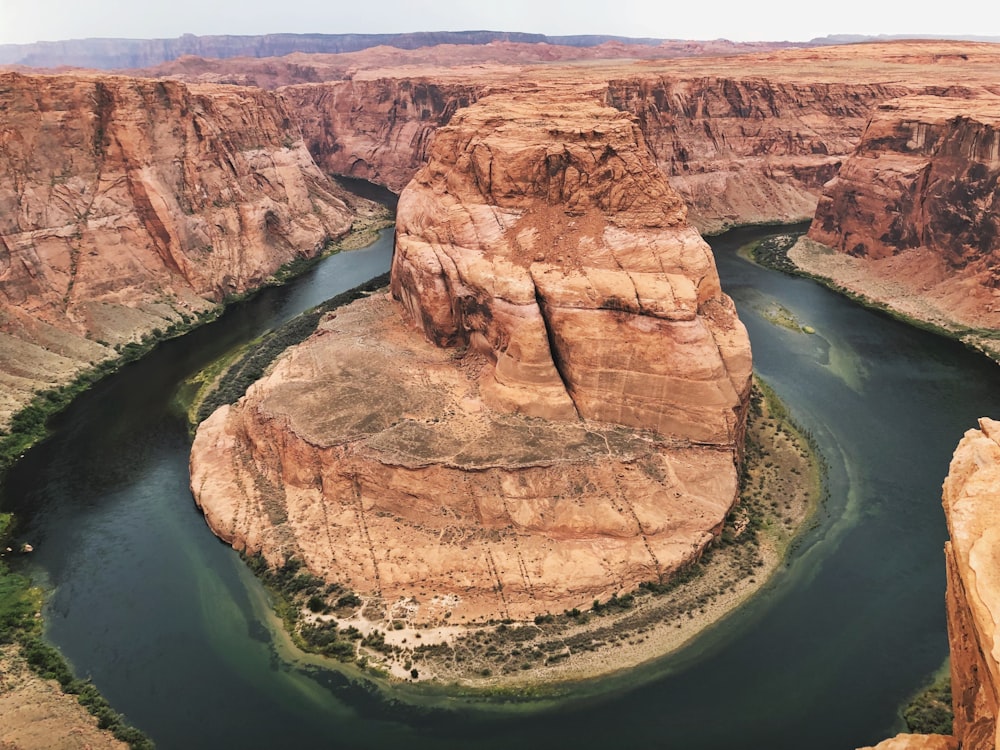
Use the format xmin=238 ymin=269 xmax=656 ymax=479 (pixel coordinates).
xmin=0 ymin=513 xmax=153 ymax=748
xmin=233 ymin=376 xmax=825 ymax=695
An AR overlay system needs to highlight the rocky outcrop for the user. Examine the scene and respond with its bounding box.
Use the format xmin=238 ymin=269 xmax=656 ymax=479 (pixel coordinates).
xmin=941 ymin=418 xmax=1000 ymax=750
xmin=810 ymin=95 xmax=1000 ymax=269
xmin=190 ymin=91 xmax=751 ymax=624
xmin=862 ymin=418 xmax=1000 ymax=750
xmin=794 ymin=94 xmax=1000 ymax=353
xmin=391 ymin=91 xmax=750 ymax=441
xmin=0 ymin=71 xmax=354 ymax=425
xmin=857 ymin=734 xmax=957 ymax=750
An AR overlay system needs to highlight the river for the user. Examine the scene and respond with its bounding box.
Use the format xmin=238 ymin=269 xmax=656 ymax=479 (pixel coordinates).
xmin=4 ymin=224 xmax=1000 ymax=750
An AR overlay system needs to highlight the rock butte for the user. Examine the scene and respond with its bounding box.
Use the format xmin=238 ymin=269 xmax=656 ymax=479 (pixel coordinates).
xmin=189 ymin=91 xmax=752 ymax=623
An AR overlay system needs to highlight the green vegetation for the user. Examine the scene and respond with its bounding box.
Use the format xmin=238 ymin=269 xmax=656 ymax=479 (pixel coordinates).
xmin=243 ymin=553 xmax=363 ymax=663
xmin=0 ymin=514 xmax=153 ymax=748
xmin=902 ymin=663 xmax=953 ymax=735
xmin=744 ymin=232 xmax=805 ymax=275
xmin=747 ymin=231 xmax=1000 ymax=365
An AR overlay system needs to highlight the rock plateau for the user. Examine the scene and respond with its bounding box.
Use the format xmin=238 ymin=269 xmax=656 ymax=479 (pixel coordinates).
xmin=189 ymin=91 xmax=752 ymax=624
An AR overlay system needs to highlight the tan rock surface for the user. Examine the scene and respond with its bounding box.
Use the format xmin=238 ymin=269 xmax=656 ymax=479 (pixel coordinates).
xmin=0 ymin=71 xmax=354 ymax=426
xmin=857 ymin=733 xmax=958 ymax=750
xmin=190 ymin=92 xmax=750 ymax=624
xmin=940 ymin=417 xmax=1000 ymax=750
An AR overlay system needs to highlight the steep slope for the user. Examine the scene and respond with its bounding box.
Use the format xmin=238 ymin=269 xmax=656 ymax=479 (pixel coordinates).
xmin=0 ymin=71 xmax=353 ymax=425
xmin=792 ymin=94 xmax=1000 ymax=356
xmin=190 ymin=90 xmax=751 ymax=627
xmin=606 ymin=77 xmax=909 ymax=233
xmin=941 ymin=418 xmax=1000 ymax=750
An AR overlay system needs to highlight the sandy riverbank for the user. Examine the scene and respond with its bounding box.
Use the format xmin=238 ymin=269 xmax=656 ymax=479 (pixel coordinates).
xmin=0 ymin=645 xmax=127 ymax=750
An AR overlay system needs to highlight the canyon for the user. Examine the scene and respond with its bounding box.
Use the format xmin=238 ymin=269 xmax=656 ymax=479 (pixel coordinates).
xmin=793 ymin=93 xmax=1000 ymax=358
xmin=2 ymin=33 xmax=1000 ymax=748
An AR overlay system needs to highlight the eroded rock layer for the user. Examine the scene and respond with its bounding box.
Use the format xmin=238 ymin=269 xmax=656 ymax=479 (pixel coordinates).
xmin=0 ymin=72 xmax=353 ymax=424
xmin=798 ymin=94 xmax=1000 ymax=339
xmin=391 ymin=92 xmax=751 ymax=443
xmin=606 ymin=78 xmax=908 ymax=233
xmin=190 ymin=92 xmax=752 ymax=623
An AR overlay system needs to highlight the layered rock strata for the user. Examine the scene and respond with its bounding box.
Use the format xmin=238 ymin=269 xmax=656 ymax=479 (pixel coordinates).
xmin=0 ymin=72 xmax=354 ymax=425
xmin=606 ymin=78 xmax=910 ymax=233
xmin=283 ymin=80 xmax=483 ymax=193
xmin=795 ymin=94 xmax=1000 ymax=349
xmin=940 ymin=418 xmax=1000 ymax=750
xmin=190 ymin=92 xmax=752 ymax=624
xmin=866 ymin=418 xmax=1000 ymax=750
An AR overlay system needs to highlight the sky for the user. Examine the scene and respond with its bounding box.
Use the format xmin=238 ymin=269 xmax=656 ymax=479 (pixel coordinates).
xmin=1 ymin=0 xmax=998 ymax=47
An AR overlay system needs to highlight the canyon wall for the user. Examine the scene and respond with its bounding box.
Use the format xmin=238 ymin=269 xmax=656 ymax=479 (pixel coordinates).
xmin=870 ymin=419 xmax=1000 ymax=750
xmin=793 ymin=93 xmax=1000 ymax=355
xmin=606 ymin=78 xmax=911 ymax=233
xmin=0 ymin=71 xmax=354 ymax=425
xmin=283 ymin=79 xmax=483 ymax=192
xmin=286 ymin=73 xmax=909 ymax=234
xmin=941 ymin=418 xmax=1000 ymax=750
xmin=190 ymin=91 xmax=752 ymax=625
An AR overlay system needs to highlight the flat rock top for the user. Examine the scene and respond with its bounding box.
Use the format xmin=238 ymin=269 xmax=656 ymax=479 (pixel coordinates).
xmin=260 ymin=293 xmax=662 ymax=469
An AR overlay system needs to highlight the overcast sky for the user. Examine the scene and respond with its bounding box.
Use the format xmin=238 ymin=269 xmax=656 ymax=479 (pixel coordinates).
xmin=1 ymin=0 xmax=998 ymax=47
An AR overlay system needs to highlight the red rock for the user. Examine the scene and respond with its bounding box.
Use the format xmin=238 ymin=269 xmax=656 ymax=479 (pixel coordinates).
xmin=0 ymin=71 xmax=354 ymax=424
xmin=190 ymin=90 xmax=751 ymax=624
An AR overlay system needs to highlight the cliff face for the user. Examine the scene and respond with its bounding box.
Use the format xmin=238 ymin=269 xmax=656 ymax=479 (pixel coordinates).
xmin=285 ymin=74 xmax=911 ymax=235
xmin=190 ymin=91 xmax=751 ymax=624
xmin=860 ymin=418 xmax=1000 ymax=750
xmin=810 ymin=94 xmax=1000 ymax=268
xmin=941 ymin=418 xmax=1000 ymax=750
xmin=391 ymin=91 xmax=751 ymax=442
xmin=795 ymin=94 xmax=1000 ymax=349
xmin=0 ymin=71 xmax=353 ymax=425
xmin=283 ymin=79 xmax=483 ymax=193
xmin=606 ymin=78 xmax=911 ymax=233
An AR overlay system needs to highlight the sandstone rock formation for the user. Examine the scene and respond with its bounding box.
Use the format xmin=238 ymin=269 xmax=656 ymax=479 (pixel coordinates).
xmin=283 ymin=80 xmax=482 ymax=192
xmin=941 ymin=418 xmax=1000 ymax=750
xmin=190 ymin=91 xmax=751 ymax=624
xmin=794 ymin=93 xmax=1000 ymax=355
xmin=857 ymin=734 xmax=957 ymax=750
xmin=0 ymin=71 xmax=354 ymax=425
xmin=606 ymin=77 xmax=909 ymax=233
